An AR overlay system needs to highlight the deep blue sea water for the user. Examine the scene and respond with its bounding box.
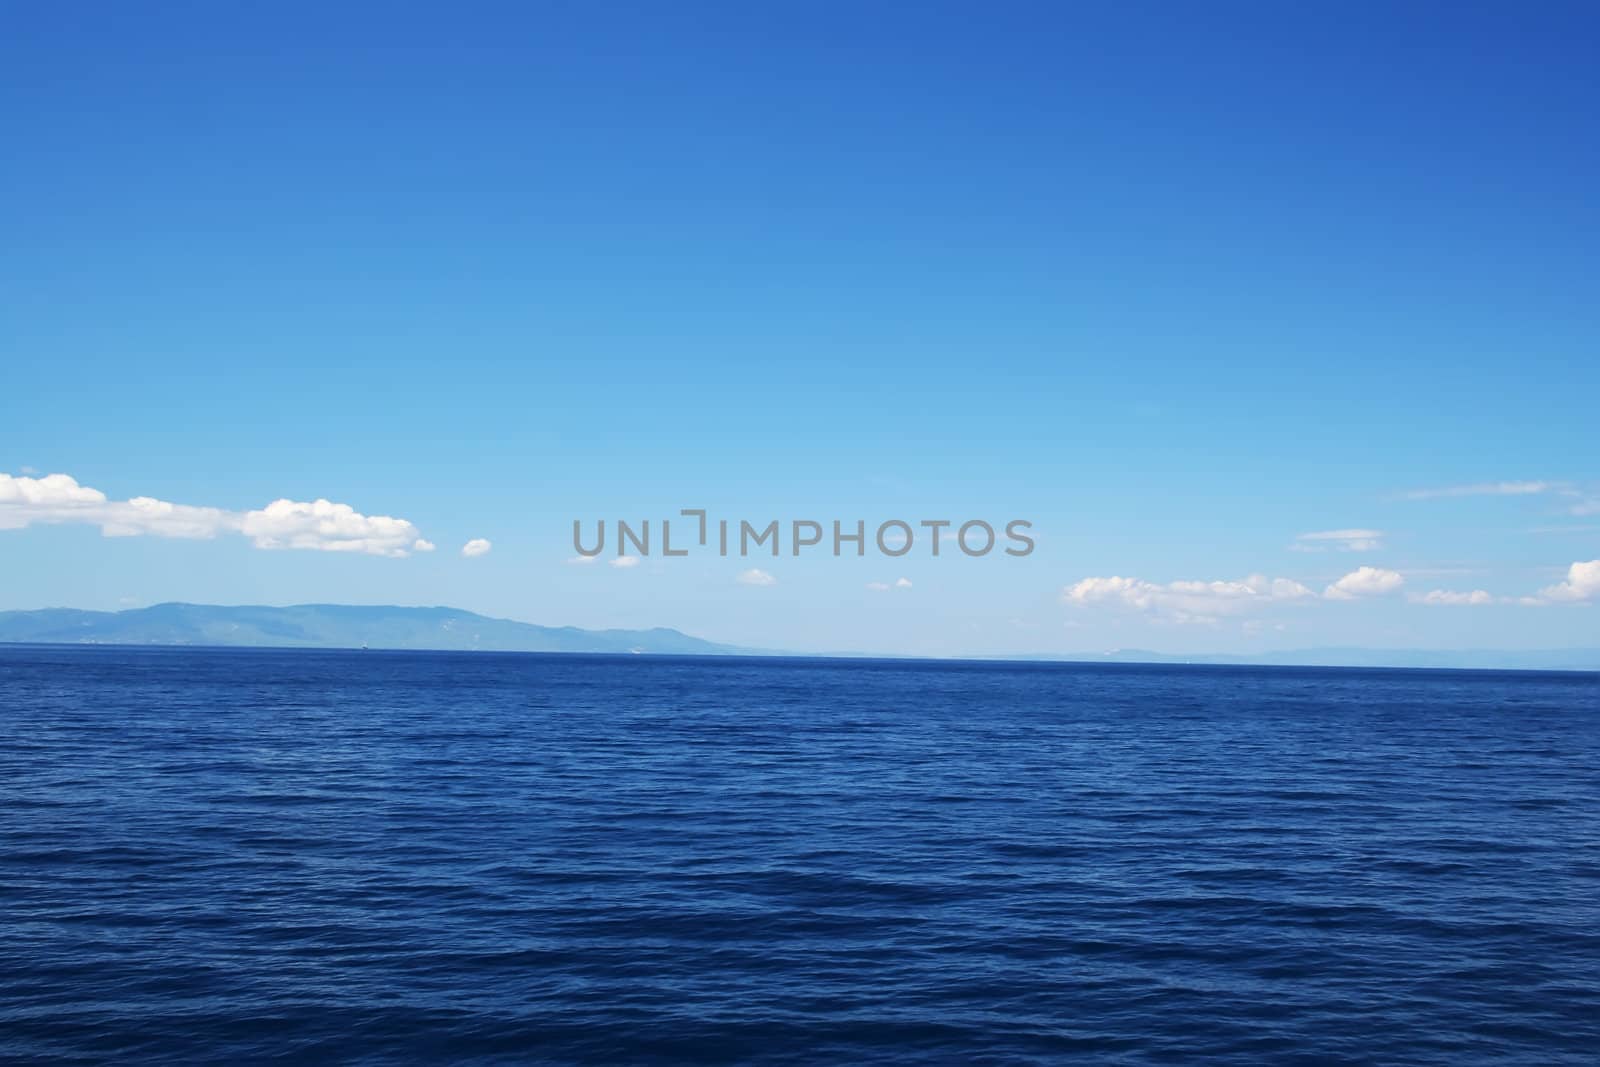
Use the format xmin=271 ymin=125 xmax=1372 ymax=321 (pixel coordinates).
xmin=1 ymin=646 xmax=1596 ymax=1064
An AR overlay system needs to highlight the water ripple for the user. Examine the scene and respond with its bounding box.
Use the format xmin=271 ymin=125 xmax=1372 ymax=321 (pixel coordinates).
xmin=1 ymin=647 xmax=1597 ymax=1063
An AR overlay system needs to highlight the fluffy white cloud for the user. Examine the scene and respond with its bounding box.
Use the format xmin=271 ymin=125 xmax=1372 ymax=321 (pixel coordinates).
xmin=105 ymin=497 xmax=234 ymax=540
xmin=1403 ymin=481 xmax=1552 ymax=500
xmin=738 ymin=568 xmax=776 ymax=586
xmin=413 ymin=539 xmax=436 ymax=552
xmin=0 ymin=472 xmax=106 ymax=511
xmin=1064 ymin=573 xmax=1316 ymax=624
xmin=0 ymin=472 xmax=427 ymax=557
xmin=1409 ymin=589 xmax=1495 ymax=606
xmin=1292 ymin=528 xmax=1384 ymax=552
xmin=459 ymin=538 xmax=492 ymax=558
xmin=243 ymin=499 xmax=423 ymax=557
xmin=894 ymin=577 xmax=913 ymax=589
xmin=610 ymin=555 xmax=640 ymax=569
xmin=1536 ymin=560 xmax=1600 ymax=602
xmin=1324 ymin=566 xmax=1405 ymax=600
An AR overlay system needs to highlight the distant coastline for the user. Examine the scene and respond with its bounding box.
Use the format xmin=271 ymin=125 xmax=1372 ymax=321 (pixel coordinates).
xmin=0 ymin=603 xmax=1595 ymax=672
xmin=0 ymin=603 xmax=746 ymax=657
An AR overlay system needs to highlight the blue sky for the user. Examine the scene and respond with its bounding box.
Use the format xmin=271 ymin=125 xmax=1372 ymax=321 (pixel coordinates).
xmin=3 ymin=2 xmax=1597 ymax=656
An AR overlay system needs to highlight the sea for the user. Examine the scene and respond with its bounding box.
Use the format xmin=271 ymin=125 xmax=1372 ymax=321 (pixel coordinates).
xmin=1 ymin=646 xmax=1596 ymax=1064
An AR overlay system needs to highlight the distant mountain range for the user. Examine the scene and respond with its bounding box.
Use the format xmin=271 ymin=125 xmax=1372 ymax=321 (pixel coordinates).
xmin=1042 ymin=647 xmax=1600 ymax=672
xmin=0 ymin=603 xmax=744 ymax=655
xmin=0 ymin=604 xmax=1594 ymax=670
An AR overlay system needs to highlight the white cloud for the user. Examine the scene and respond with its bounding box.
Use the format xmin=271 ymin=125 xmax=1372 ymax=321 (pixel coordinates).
xmin=1063 ymin=573 xmax=1316 ymax=624
xmin=866 ymin=581 xmax=890 ymax=592
xmin=737 ymin=568 xmax=776 ymax=586
xmin=1408 ymin=589 xmax=1495 ymax=606
xmin=610 ymin=555 xmax=640 ymax=569
xmin=1292 ymin=528 xmax=1384 ymax=552
xmin=894 ymin=577 xmax=913 ymax=589
xmin=1563 ymin=491 xmax=1600 ymax=517
xmin=1400 ymin=480 xmax=1600 ymax=517
xmin=566 ymin=554 xmax=601 ymax=565
xmin=1324 ymin=566 xmax=1405 ymax=600
xmin=0 ymin=472 xmax=108 ymax=512
xmin=413 ymin=539 xmax=436 ymax=552
xmin=107 ymin=497 xmax=234 ymax=540
xmin=1403 ymin=481 xmax=1552 ymax=500
xmin=1536 ymin=560 xmax=1600 ymax=603
xmin=0 ymin=472 xmax=427 ymax=557
xmin=461 ymin=538 xmax=493 ymax=558
xmin=1402 ymin=480 xmax=1600 ymax=517
xmin=242 ymin=499 xmax=424 ymax=556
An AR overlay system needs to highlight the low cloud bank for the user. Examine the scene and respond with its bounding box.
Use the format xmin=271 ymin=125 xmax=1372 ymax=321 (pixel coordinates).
xmin=0 ymin=472 xmax=429 ymax=558
xmin=1063 ymin=573 xmax=1316 ymax=625
xmin=1065 ymin=559 xmax=1600 ymax=623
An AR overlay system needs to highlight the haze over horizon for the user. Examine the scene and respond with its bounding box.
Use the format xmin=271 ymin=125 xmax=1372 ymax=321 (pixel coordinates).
xmin=2 ymin=602 xmax=1597 ymax=673
xmin=4 ymin=4 xmax=1597 ymax=658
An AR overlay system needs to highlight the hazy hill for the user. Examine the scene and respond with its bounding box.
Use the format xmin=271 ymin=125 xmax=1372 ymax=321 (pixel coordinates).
xmin=0 ymin=603 xmax=741 ymax=655
xmin=1041 ymin=647 xmax=1600 ymax=672
xmin=1 ymin=605 xmax=1594 ymax=670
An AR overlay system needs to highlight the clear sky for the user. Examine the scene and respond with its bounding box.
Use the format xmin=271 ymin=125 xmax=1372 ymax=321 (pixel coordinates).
xmin=3 ymin=2 xmax=1597 ymax=657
